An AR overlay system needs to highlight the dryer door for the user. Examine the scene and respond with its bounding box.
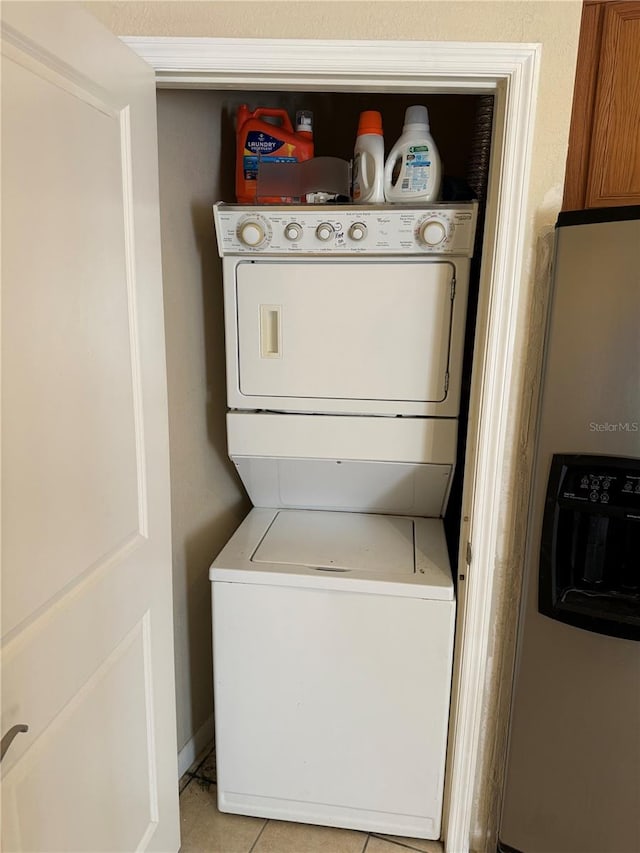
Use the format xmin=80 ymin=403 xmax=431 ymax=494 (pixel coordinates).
xmin=231 ymin=259 xmax=460 ymax=416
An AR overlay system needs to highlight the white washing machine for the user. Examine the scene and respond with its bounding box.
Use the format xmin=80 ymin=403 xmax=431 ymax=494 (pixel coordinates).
xmin=210 ymin=203 xmax=478 ymax=839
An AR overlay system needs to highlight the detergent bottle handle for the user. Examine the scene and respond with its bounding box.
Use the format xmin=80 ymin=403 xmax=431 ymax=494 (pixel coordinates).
xmin=252 ymin=108 xmax=294 ymax=133
xmin=360 ymin=151 xmax=373 ymax=192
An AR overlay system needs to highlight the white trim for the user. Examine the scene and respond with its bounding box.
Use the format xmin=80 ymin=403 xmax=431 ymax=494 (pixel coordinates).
xmin=443 ymin=52 xmax=541 ymax=853
xmin=122 ymin=36 xmax=538 ymax=92
xmin=123 ymin=37 xmax=541 ymax=851
xmin=177 ymin=714 xmax=214 ymax=779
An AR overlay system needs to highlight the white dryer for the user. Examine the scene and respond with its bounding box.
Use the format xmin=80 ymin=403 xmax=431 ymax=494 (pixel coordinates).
xmin=210 ymin=203 xmax=478 ymax=840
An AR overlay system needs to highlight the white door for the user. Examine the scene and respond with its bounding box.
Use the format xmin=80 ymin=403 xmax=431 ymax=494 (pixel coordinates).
xmin=235 ymin=260 xmax=456 ymax=404
xmin=1 ymin=4 xmax=179 ymax=851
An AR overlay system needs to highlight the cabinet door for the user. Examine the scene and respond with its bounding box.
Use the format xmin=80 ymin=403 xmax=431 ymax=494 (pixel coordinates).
xmin=586 ymin=2 xmax=640 ymax=207
xmin=563 ymin=1 xmax=640 ymax=210
xmin=1 ymin=4 xmax=179 ymax=851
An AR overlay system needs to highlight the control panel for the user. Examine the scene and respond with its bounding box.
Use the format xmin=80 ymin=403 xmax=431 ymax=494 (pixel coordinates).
xmin=555 ymin=456 xmax=640 ymax=518
xmin=214 ymin=203 xmax=478 ymax=257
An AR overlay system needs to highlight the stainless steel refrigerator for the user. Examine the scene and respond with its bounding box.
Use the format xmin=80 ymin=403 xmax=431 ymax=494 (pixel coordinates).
xmin=499 ymin=206 xmax=640 ymax=853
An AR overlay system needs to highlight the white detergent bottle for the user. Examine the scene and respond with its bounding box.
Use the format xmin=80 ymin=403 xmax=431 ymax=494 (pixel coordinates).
xmin=384 ymin=105 xmax=442 ymax=203
xmin=352 ymin=110 xmax=385 ymax=204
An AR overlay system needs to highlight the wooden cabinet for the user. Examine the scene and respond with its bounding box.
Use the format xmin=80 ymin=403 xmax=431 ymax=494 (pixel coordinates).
xmin=563 ymin=1 xmax=640 ymax=210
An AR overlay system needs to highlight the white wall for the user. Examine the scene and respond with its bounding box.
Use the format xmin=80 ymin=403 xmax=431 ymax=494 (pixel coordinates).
xmin=88 ymin=1 xmax=583 ymax=846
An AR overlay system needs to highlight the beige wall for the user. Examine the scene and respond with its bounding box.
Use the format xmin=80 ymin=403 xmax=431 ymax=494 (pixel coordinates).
xmin=88 ymin=1 xmax=583 ymax=847
xmin=155 ymin=90 xmax=249 ymax=757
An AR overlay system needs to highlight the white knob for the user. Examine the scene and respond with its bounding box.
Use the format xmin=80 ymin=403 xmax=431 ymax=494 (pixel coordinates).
xmin=239 ymin=221 xmax=265 ymax=247
xmin=419 ymin=220 xmax=447 ymax=246
xmin=316 ymin=223 xmax=334 ymax=242
xmin=349 ymin=223 xmax=367 ymax=241
xmin=284 ymin=223 xmax=302 ymax=241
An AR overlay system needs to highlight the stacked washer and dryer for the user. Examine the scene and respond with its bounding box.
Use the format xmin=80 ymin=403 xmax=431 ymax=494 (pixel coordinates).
xmin=209 ymin=202 xmax=478 ymax=841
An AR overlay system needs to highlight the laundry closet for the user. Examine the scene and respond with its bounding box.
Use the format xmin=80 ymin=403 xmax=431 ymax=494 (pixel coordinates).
xmin=155 ymin=87 xmax=492 ymax=839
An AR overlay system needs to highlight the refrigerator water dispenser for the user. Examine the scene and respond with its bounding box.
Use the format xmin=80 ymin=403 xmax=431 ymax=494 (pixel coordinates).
xmin=539 ymin=453 xmax=640 ymax=641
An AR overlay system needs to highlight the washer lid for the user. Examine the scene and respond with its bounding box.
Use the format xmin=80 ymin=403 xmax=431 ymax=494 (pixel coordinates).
xmin=252 ymin=510 xmax=415 ymax=574
xmin=210 ymin=508 xmax=454 ymax=600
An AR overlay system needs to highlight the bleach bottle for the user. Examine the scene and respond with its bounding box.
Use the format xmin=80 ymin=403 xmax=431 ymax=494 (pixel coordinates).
xmin=384 ymin=105 xmax=442 ymax=203
xmin=352 ymin=111 xmax=385 ymax=204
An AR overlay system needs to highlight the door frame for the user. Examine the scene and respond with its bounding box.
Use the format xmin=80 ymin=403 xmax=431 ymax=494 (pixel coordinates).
xmin=122 ymin=36 xmax=541 ymax=852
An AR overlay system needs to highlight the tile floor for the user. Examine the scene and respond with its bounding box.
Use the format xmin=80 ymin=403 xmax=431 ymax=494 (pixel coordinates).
xmin=179 ymin=748 xmax=443 ymax=853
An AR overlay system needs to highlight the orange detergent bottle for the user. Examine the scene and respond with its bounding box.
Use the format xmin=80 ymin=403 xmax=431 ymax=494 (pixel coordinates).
xmin=235 ymin=105 xmax=314 ymax=203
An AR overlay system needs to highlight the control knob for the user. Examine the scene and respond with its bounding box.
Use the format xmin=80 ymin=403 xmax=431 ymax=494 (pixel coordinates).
xmin=284 ymin=223 xmax=303 ymax=241
xmin=316 ymin=222 xmax=334 ymax=242
xmin=238 ymin=220 xmax=266 ymax=247
xmin=348 ymin=223 xmax=367 ymax=241
xmin=418 ymin=219 xmax=448 ymax=247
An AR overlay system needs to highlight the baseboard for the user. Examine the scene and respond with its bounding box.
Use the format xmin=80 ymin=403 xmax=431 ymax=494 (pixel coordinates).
xmin=177 ymin=714 xmax=215 ymax=779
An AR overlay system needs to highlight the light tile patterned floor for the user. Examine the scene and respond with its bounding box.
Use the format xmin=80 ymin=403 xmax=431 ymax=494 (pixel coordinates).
xmin=179 ymin=748 xmax=443 ymax=853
